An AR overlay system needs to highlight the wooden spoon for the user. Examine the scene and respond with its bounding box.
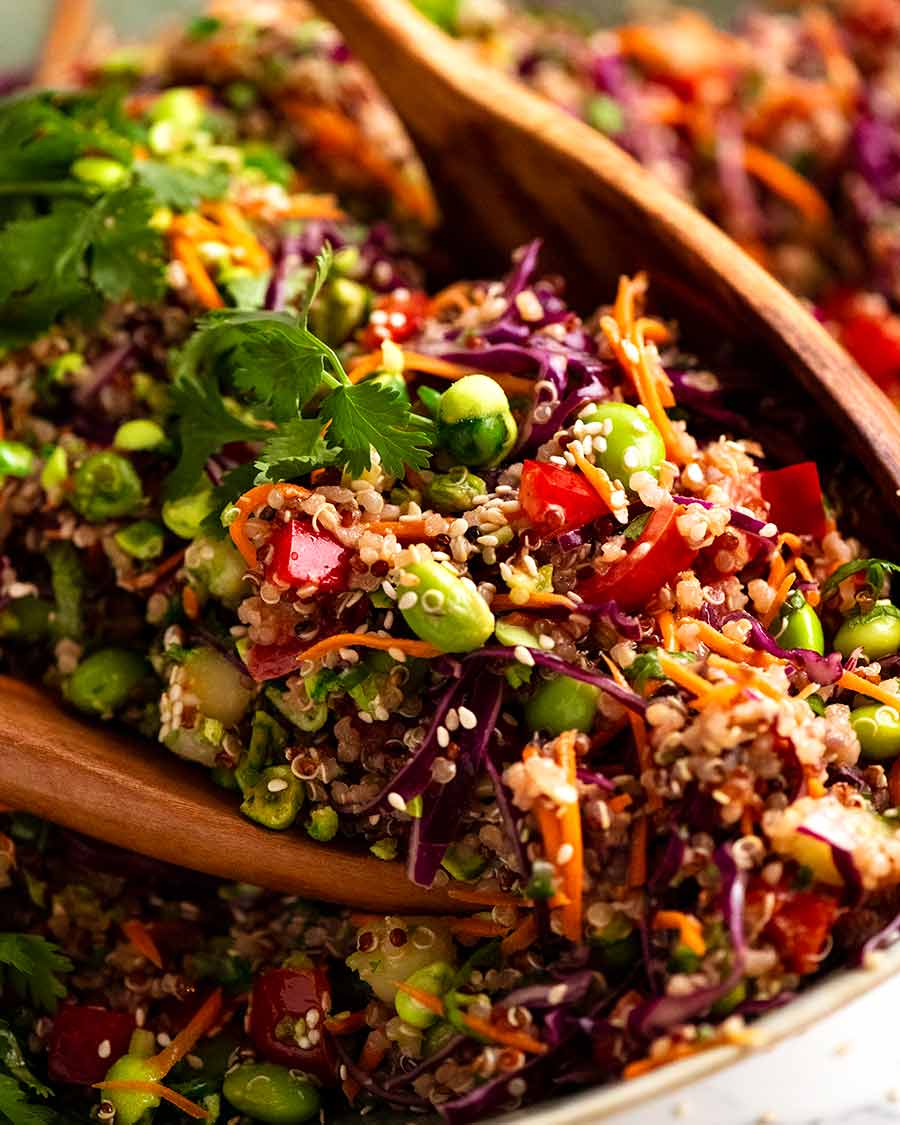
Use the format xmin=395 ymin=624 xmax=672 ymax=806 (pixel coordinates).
xmin=5 ymin=0 xmax=900 ymax=908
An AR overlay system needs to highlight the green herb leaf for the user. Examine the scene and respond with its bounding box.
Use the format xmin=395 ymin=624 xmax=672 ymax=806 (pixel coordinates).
xmin=301 ymin=243 xmax=334 ymax=327
xmin=0 ymin=1023 xmax=51 ymax=1099
xmin=0 ymin=1077 xmax=55 ymax=1125
xmin=135 ymin=160 xmax=229 ymax=210
xmin=624 ymin=510 xmax=651 ymax=541
xmin=254 ymin=418 xmax=339 ymax=483
xmin=321 ymin=381 xmax=434 ymax=477
xmin=88 ymin=186 xmax=166 ymax=303
xmin=0 ymin=934 xmax=72 ymax=1013
xmin=820 ymin=558 xmax=900 ymax=600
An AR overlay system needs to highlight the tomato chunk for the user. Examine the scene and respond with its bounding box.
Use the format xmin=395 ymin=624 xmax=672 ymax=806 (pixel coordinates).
xmin=248 ymin=965 xmax=338 ymax=1086
xmin=822 ymin=289 xmax=900 ymax=400
xmin=578 ymin=502 xmax=697 ymax=611
xmin=48 ymin=1004 xmax=135 ymax=1085
xmin=519 ymin=459 xmax=608 ymax=536
xmin=267 ymin=518 xmax=351 ymax=592
xmin=764 ymin=889 xmax=840 ymax=975
xmin=361 ymin=288 xmax=430 ymax=349
xmin=759 ymin=462 xmax=826 ymax=538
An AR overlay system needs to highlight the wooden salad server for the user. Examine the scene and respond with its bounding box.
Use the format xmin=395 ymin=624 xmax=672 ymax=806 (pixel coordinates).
xmin=4 ymin=0 xmax=900 ymax=909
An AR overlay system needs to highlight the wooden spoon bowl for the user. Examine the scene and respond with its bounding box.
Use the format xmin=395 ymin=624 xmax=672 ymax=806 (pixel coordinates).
xmin=3 ymin=0 xmax=900 ymax=908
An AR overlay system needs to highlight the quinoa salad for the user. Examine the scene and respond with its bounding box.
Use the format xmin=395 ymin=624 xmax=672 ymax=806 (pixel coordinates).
xmin=5 ymin=3 xmax=900 ymax=1124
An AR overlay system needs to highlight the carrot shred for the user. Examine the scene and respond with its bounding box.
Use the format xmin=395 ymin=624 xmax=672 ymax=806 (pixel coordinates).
xmin=705 ymin=654 xmax=784 ymax=702
xmin=760 ymin=571 xmax=796 ymax=629
xmin=146 ymin=989 xmax=222 ymax=1080
xmin=347 ymin=352 xmax=388 ymax=384
xmin=200 ymin=202 xmax=271 ymax=271
xmin=449 ymin=917 xmax=512 ymax=939
xmin=839 ymin=670 xmax=900 ymax=710
xmin=653 ymin=910 xmax=707 ymax=956
xmin=460 ymin=1012 xmax=547 ymax=1055
xmin=623 ymin=1039 xmax=716 ymax=1079
xmin=602 ymin=654 xmax=659 ymax=811
xmin=347 ymin=348 xmax=537 ymax=397
xmin=627 ymin=815 xmax=648 ymax=888
xmin=118 ymin=550 xmax=186 ymax=592
xmin=743 ymin=143 xmax=830 ymax=225
xmin=692 ymin=680 xmax=745 ymax=711
xmin=344 ymin=1029 xmax=390 ymax=1102
xmin=567 ymin=445 xmax=618 ymax=519
xmin=170 ymin=234 xmax=224 ymax=310
xmin=121 ymin=919 xmax=163 ymax=970
xmin=657 ymin=610 xmax=677 ymax=651
xmin=228 ymin=482 xmax=310 ymax=568
xmin=490 ymin=592 xmax=575 ymax=612
xmin=740 ymin=807 xmax=755 ymax=835
xmin=94 ymin=1081 xmax=209 ymax=1119
xmin=324 ymin=1010 xmax=369 ymax=1035
xmin=392 ymin=980 xmax=446 ymax=1017
xmin=500 ymin=914 xmax=539 ymax=956
xmin=363 ymin=518 xmax=437 ymax=541
xmin=807 ymin=776 xmax=827 ymax=799
xmin=181 ymin=585 xmax=200 ymax=621
xmin=683 ymin=618 xmax=779 ymax=668
xmin=656 ymin=652 xmax=714 ymax=701
xmin=608 ymin=793 xmax=632 ymax=813
xmin=447 ymin=888 xmax=526 ymax=908
xmin=295 ymin=632 xmax=442 ymax=666
xmin=553 ymin=730 xmax=584 ymax=943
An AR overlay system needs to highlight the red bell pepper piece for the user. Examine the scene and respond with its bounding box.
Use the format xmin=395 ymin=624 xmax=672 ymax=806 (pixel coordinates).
xmin=248 ymin=965 xmax=338 ymax=1086
xmin=759 ymin=462 xmax=827 ymax=538
xmin=822 ymin=289 xmax=900 ymax=401
xmin=519 ymin=459 xmax=608 ymax=536
xmin=578 ymin=502 xmax=697 ymax=611
xmin=48 ymin=1004 xmax=135 ymax=1085
xmin=361 ymin=288 xmax=430 ymax=350
xmin=267 ymin=518 xmax=351 ymax=593
xmin=762 ymin=888 xmax=839 ymax=975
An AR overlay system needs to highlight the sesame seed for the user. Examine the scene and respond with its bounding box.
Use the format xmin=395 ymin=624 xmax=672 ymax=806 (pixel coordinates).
xmin=267 ymin=778 xmax=289 ymax=793
xmin=388 ymin=791 xmax=407 ymax=811
xmin=538 ymin=634 xmax=555 ymax=650
xmin=508 ymin=1078 xmax=527 ymax=1097
xmin=458 ymin=706 xmax=477 ymax=729
xmin=556 ymin=842 xmax=574 ymax=865
xmin=387 ymin=647 xmax=407 ymax=663
xmin=97 ymin=1039 xmax=111 ymax=1059
xmin=437 ymin=725 xmax=450 ymax=748
xmin=547 ymin=983 xmax=567 ymax=1005
xmin=398 ymin=592 xmax=418 ymax=611
xmin=445 ymin=708 xmax=460 ymax=732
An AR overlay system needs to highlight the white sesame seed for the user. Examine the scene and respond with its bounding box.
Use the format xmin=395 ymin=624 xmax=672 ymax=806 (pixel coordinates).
xmin=556 ymin=842 xmax=574 ymax=865
xmin=398 ymin=592 xmax=418 ymax=611
xmin=436 ymin=725 xmax=450 ymax=748
xmin=445 ymin=708 xmax=460 ymax=732
xmin=387 ymin=647 xmax=407 ymax=663
xmin=538 ymin=634 xmax=555 ymax=650
xmin=547 ymin=984 xmax=567 ymax=1005
xmin=267 ymin=778 xmax=289 ymax=793
xmin=457 ymin=706 xmax=477 ymax=729
xmin=97 ymin=1039 xmax=112 ymax=1059
xmin=388 ymin=792 xmax=407 ymax=811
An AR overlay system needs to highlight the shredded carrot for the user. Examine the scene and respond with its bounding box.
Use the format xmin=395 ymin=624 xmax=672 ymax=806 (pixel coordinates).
xmin=392 ymin=980 xmax=446 ymax=1017
xmin=743 ymin=143 xmax=830 ymax=225
xmin=118 ymin=549 xmax=186 ymax=592
xmin=657 ymin=610 xmax=677 ymax=651
xmin=656 ymin=652 xmax=714 ymax=702
xmin=623 ymin=1039 xmax=716 ymax=1079
xmin=325 ymin=1009 xmax=369 ymax=1035
xmin=460 ymin=1012 xmax=547 ymax=1055
xmin=182 ymin=585 xmax=200 ymax=621
xmin=627 ymin=816 xmax=648 ymax=888
xmin=602 ymin=654 xmax=659 ymax=811
xmin=121 ymin=919 xmax=163 ymax=970
xmin=684 ymin=618 xmax=778 ymax=668
xmin=636 ymin=316 xmax=672 ymax=347
xmin=429 ymin=281 xmax=473 ymax=317
xmin=447 ymin=888 xmax=526 ymax=909
xmin=347 ymin=348 xmax=536 ymax=397
xmin=491 ymin=592 xmax=575 ymax=612
xmin=146 ymin=989 xmax=222 ymax=1080
xmin=450 ymin=917 xmax=512 ymax=939
xmin=767 ymin=549 xmax=788 ymax=589
xmin=567 ymin=444 xmax=618 ymax=515
xmin=692 ymin=680 xmax=745 ymax=711
xmin=281 ymin=195 xmax=347 ymax=220
xmin=343 ymin=1029 xmax=390 ymax=1102
xmin=170 ymin=234 xmax=224 ymax=310
xmin=229 ymin=482 xmax=310 ymax=568
xmin=653 ymin=910 xmax=707 ymax=956
xmin=200 ymin=202 xmax=271 ymax=271
xmin=363 ymin=518 xmax=437 ymax=541
xmin=608 ymin=793 xmax=633 ymax=813
xmin=501 ymin=914 xmax=539 ymax=956
xmin=808 ymin=776 xmax=827 ymax=799
xmin=296 ymin=633 xmax=441 ymax=666
xmin=740 ymin=807 xmax=755 ymax=835
xmin=805 ymin=7 xmax=859 ymax=108
xmin=347 ymin=352 xmax=388 ymax=384
xmin=94 ymin=1081 xmax=208 ymax=1119
xmin=839 ymin=670 xmax=900 ymax=710
xmin=705 ymin=654 xmax=784 ymax=702
xmin=761 ymin=571 xmax=796 ymax=629
xmin=794 ymin=557 xmax=814 ymax=584
xmin=553 ymin=731 xmax=584 ymax=943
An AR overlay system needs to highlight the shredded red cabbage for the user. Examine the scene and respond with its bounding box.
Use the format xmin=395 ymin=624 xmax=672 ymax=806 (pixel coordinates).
xmin=798 ymin=824 xmax=864 ymax=905
xmin=720 ymin=610 xmax=844 ymax=686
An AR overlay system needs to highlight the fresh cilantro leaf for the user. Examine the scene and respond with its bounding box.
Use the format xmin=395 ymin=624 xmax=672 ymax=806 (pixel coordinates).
xmin=821 ymin=557 xmax=900 ymax=600
xmin=200 ymin=463 xmax=258 ymax=537
xmin=0 ymin=934 xmax=72 ymax=1013
xmin=254 ymin=418 xmax=339 ymax=483
xmin=166 ymin=374 xmax=269 ymax=500
xmin=0 ymin=1077 xmax=55 ymax=1125
xmin=624 ymin=510 xmax=651 ymax=540
xmin=88 ymin=186 xmax=166 ymax=303
xmin=301 ymin=243 xmax=333 ymax=327
xmin=135 ymin=160 xmax=229 ymax=210
xmin=321 ymin=381 xmax=434 ymax=477
xmin=220 ymin=269 xmax=270 ymax=310
xmin=0 ymin=1023 xmax=51 ymax=1099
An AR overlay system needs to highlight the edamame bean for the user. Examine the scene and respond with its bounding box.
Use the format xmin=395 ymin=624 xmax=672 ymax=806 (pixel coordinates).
xmin=150 ymin=87 xmax=205 ymax=130
xmin=425 ymin=467 xmax=486 ymax=512
xmin=185 ymin=535 xmax=249 ymax=606
xmin=223 ymin=1062 xmax=321 ymax=1124
xmin=162 ymin=480 xmax=217 ymax=539
xmin=240 ymin=765 xmax=305 ymax=830
xmin=71 ymin=452 xmax=143 ymax=522
xmin=306 ymin=806 xmax=338 ymax=842
xmin=114 ymin=520 xmax=165 ymax=560
xmin=850 ymin=703 xmax=900 ymax=760
xmin=578 ymin=402 xmax=665 ymax=489
xmin=775 ymin=592 xmax=824 ymax=654
xmin=395 ymin=961 xmax=455 ymax=1029
xmin=113 ymin=419 xmax=166 ymax=452
xmin=398 ymin=559 xmax=494 ymax=652
xmin=66 ymin=649 xmax=147 ymax=716
xmin=71 ymin=156 xmax=130 ymax=189
xmin=0 ymin=440 xmax=34 ymax=479
xmin=309 ymin=278 xmax=370 ymax=345
xmin=437 ymin=374 xmax=517 ymax=467
xmin=101 ymin=1055 xmax=160 ymax=1125
xmin=183 ymin=647 xmax=252 ymax=727
xmin=834 ymin=602 xmax=900 ymax=660
xmin=525 ymin=673 xmax=599 ymax=735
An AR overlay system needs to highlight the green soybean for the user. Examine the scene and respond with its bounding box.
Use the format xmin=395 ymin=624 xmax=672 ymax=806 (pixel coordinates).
xmin=775 ymin=592 xmax=824 ymax=654
xmin=185 ymin=535 xmax=249 ymax=606
xmin=101 ymin=1055 xmax=160 ymax=1125
xmin=578 ymin=401 xmax=665 ymax=489
xmin=113 ymin=419 xmax=166 ymax=452
xmin=223 ymin=1062 xmax=320 ymax=1124
xmin=150 ymin=87 xmax=205 ymax=130
xmin=309 ymin=277 xmax=370 ymax=345
xmin=71 ymin=452 xmax=143 ymax=522
xmin=399 ymin=559 xmax=494 ymax=652
xmin=67 ymin=649 xmax=147 ymax=716
xmin=0 ymin=441 xmax=34 ymax=479
xmin=525 ymin=674 xmax=599 ymax=735
xmin=306 ymin=806 xmax=339 ymax=842
xmin=851 ymin=703 xmax=900 ymax=761
xmin=426 ymin=467 xmax=486 ymax=513
xmin=395 ymin=961 xmax=455 ymax=1029
xmin=437 ymin=374 xmax=517 ymax=467
xmin=162 ymin=480 xmax=217 ymax=539
xmin=834 ymin=603 xmax=900 ymax=661
xmin=71 ymin=156 xmax=130 ymax=189
xmin=240 ymin=766 xmax=304 ymax=831
xmin=114 ymin=520 xmax=165 ymax=560
xmin=0 ymin=597 xmax=52 ymax=641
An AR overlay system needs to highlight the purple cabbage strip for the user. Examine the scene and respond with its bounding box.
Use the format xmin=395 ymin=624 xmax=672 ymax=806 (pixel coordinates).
xmin=264 ymin=233 xmax=303 ymax=311
xmin=472 ymin=647 xmax=646 ymax=715
xmin=736 ymin=992 xmax=796 ymax=1018
xmin=574 ymin=601 xmax=643 ymax=641
xmin=525 ymin=376 xmax=611 ymax=450
xmin=649 ymin=831 xmax=686 ymax=893
xmin=720 ymin=610 xmax=844 ymax=686
xmin=74 ymin=344 xmax=134 ymax=404
xmin=484 ymin=747 xmax=529 ymax=874
xmin=714 ymin=113 xmax=765 ymax=245
xmin=383 ymin=1033 xmax=467 ymax=1090
xmin=852 ymin=109 xmax=900 ymax=205
xmin=408 ymin=674 xmax=504 ymax=887
xmin=860 ymin=910 xmax=900 ymax=963
xmin=576 ymin=766 xmax=616 ymax=792
xmin=629 ymin=845 xmax=747 ymax=1036
xmin=671 ymin=495 xmax=773 ymax=538
xmin=503 ymin=238 xmax=542 ymax=299
xmin=798 ymin=824 xmax=864 ymax=905
xmin=500 ymin=970 xmax=596 ymax=1012
xmin=331 ymin=1037 xmax=429 ymax=1110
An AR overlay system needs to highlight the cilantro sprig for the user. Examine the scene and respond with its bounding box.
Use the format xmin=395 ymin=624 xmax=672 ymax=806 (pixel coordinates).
xmin=0 ymin=933 xmax=71 ymax=1013
xmin=167 ymin=245 xmax=434 ymax=500
xmin=820 ymin=558 xmax=900 ymax=600
xmin=0 ymin=1077 xmax=54 ymax=1125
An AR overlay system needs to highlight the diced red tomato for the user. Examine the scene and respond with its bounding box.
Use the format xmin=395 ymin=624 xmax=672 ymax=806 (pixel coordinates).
xmin=764 ymin=889 xmax=840 ymax=975
xmin=48 ymin=1004 xmax=135 ymax=1085
xmin=267 ymin=518 xmax=351 ymax=593
xmin=822 ymin=289 xmax=900 ymax=402
xmin=361 ymin=288 xmax=430 ymax=350
xmin=577 ymin=502 xmax=697 ymax=611
xmin=519 ymin=459 xmax=609 ymax=536
xmin=248 ymin=964 xmax=338 ymax=1086
xmin=758 ymin=462 xmax=827 ymax=538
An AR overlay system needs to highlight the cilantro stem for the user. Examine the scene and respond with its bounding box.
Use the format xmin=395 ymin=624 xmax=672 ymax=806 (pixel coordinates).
xmin=0 ymin=180 xmax=99 ymax=199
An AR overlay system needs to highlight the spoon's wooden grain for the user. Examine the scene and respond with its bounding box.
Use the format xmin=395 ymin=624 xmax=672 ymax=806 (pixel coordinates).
xmin=315 ymin=0 xmax=900 ymax=504
xmin=0 ymin=677 xmax=462 ymax=912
